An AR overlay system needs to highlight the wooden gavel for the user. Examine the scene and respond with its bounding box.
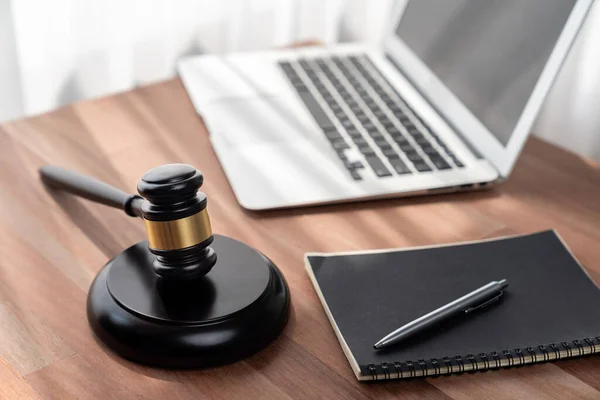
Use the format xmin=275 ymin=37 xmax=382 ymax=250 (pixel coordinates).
xmin=40 ymin=163 xmax=216 ymax=280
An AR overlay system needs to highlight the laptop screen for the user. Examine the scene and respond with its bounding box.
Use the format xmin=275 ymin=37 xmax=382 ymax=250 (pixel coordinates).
xmin=395 ymin=0 xmax=576 ymax=146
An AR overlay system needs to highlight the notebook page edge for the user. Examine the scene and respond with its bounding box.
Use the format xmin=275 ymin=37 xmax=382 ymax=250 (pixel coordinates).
xmin=304 ymin=256 xmax=366 ymax=381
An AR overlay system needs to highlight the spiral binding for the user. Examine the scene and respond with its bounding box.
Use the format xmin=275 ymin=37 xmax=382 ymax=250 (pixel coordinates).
xmin=364 ymin=336 xmax=600 ymax=381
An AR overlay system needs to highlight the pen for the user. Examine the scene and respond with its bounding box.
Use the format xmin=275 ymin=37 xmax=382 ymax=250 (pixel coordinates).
xmin=374 ymin=279 xmax=508 ymax=350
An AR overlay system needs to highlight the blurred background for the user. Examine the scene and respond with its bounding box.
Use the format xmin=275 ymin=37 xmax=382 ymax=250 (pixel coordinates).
xmin=1 ymin=0 xmax=599 ymax=160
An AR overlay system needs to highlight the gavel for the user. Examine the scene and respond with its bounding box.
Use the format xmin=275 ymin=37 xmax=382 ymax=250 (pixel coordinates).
xmin=41 ymin=164 xmax=217 ymax=280
xmin=40 ymin=163 xmax=290 ymax=368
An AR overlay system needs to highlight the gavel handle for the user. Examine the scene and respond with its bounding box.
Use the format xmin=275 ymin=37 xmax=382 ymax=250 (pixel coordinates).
xmin=40 ymin=165 xmax=144 ymax=217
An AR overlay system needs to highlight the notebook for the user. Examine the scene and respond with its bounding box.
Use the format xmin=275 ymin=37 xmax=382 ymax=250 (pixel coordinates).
xmin=305 ymin=230 xmax=600 ymax=381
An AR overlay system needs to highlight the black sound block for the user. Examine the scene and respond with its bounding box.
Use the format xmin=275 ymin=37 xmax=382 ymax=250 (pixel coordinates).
xmin=87 ymin=235 xmax=290 ymax=368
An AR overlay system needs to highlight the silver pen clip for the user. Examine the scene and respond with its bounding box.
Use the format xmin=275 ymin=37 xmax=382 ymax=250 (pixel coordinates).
xmin=463 ymin=291 xmax=504 ymax=313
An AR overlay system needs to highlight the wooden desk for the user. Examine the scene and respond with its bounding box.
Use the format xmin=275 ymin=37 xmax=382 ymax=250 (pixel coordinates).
xmin=1 ymin=79 xmax=600 ymax=400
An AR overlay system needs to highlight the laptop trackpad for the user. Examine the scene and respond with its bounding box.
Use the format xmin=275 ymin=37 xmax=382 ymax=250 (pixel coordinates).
xmin=204 ymin=96 xmax=320 ymax=148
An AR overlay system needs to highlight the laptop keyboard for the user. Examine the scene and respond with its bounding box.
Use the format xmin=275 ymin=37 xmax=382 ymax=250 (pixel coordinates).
xmin=279 ymin=55 xmax=464 ymax=180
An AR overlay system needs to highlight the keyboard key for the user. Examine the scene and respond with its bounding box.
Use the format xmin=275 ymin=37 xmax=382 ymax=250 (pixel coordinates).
xmin=430 ymin=156 xmax=451 ymax=170
xmin=368 ymin=131 xmax=383 ymax=139
xmin=438 ymin=142 xmax=450 ymax=151
xmin=394 ymin=110 xmax=406 ymax=119
xmin=352 ymin=137 xmax=368 ymax=146
xmin=450 ymin=156 xmax=464 ymax=168
xmin=369 ymin=79 xmax=381 ymax=88
xmin=292 ymin=83 xmax=307 ymax=92
xmin=374 ymin=138 xmax=390 ymax=148
xmin=378 ymin=142 xmax=392 ymax=150
xmin=324 ymin=129 xmax=342 ymax=141
xmin=348 ymin=56 xmax=359 ymax=63
xmin=408 ymin=129 xmax=422 ymax=137
xmin=359 ymin=146 xmax=376 ymax=156
xmin=350 ymin=170 xmax=362 ymax=181
xmin=398 ymin=115 xmax=411 ymax=124
xmin=391 ymin=136 xmax=407 ymax=146
xmin=331 ymin=140 xmax=349 ymax=150
xmin=382 ymin=148 xmax=399 ymax=158
xmin=414 ymin=136 xmax=430 ymax=146
xmin=346 ymin=161 xmax=364 ymax=169
xmin=299 ymin=59 xmax=312 ymax=69
xmin=407 ymin=127 xmax=421 ymax=136
xmin=362 ymin=122 xmax=375 ymax=130
xmin=413 ymin=161 xmax=432 ymax=172
xmin=389 ymin=158 xmax=411 ymax=175
xmin=398 ymin=143 xmax=414 ymax=152
xmin=421 ymin=146 xmax=439 ymax=156
xmin=346 ymin=129 xmax=362 ymax=138
xmin=405 ymin=152 xmax=423 ymax=162
xmin=296 ymin=90 xmax=334 ymax=130
xmin=341 ymin=119 xmax=354 ymax=129
xmin=365 ymin=156 xmax=392 ymax=177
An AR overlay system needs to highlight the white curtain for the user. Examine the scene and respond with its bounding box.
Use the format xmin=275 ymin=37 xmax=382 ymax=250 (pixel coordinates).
xmin=1 ymin=0 xmax=344 ymax=120
xmin=1 ymin=0 xmax=599 ymax=160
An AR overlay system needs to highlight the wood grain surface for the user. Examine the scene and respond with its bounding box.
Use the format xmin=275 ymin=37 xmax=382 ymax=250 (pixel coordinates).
xmin=1 ymin=78 xmax=600 ymax=400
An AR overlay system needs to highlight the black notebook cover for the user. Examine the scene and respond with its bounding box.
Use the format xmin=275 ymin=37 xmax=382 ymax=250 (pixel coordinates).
xmin=305 ymin=231 xmax=600 ymax=381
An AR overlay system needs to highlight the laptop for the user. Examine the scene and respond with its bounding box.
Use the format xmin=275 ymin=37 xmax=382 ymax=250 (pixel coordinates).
xmin=178 ymin=0 xmax=591 ymax=210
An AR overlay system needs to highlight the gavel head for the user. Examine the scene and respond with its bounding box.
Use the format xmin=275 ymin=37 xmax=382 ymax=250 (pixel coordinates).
xmin=137 ymin=164 xmax=216 ymax=280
